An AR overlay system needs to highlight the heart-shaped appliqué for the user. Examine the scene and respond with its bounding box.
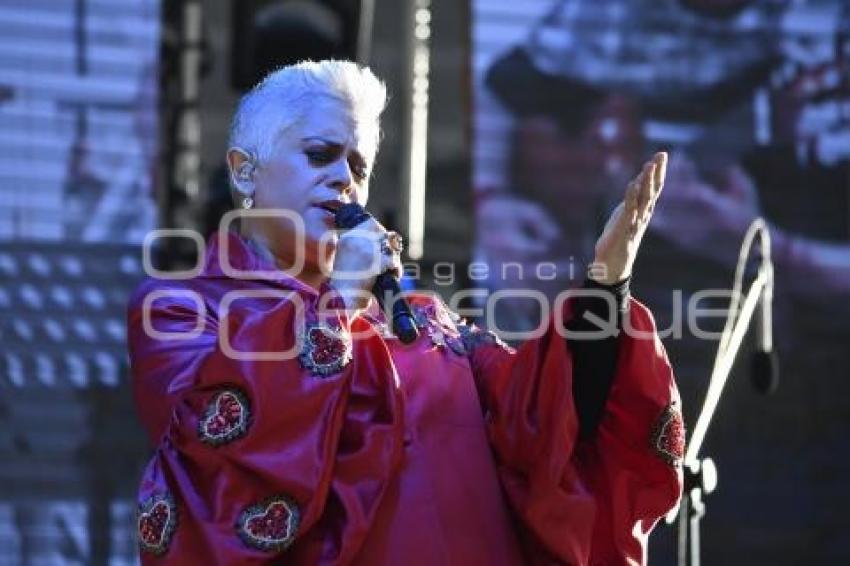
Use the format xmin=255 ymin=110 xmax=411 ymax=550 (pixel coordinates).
xmin=237 ymin=496 xmax=300 ymax=552
xmin=138 ymin=493 xmax=177 ymax=555
xmin=198 ymin=389 xmax=250 ymax=446
xmin=298 ymin=323 xmax=352 ymax=377
xmin=651 ymin=403 xmax=686 ymax=467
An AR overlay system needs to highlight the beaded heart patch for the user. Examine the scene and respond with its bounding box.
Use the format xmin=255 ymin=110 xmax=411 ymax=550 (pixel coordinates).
xmin=651 ymin=403 xmax=686 ymax=467
xmin=298 ymin=323 xmax=352 ymax=377
xmin=137 ymin=493 xmax=177 ymax=556
xmin=237 ymin=496 xmax=300 ymax=552
xmin=198 ymin=389 xmax=250 ymax=446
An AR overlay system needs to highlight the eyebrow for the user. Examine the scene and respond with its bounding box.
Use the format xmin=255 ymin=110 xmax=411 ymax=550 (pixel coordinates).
xmin=302 ymin=136 xmax=340 ymax=144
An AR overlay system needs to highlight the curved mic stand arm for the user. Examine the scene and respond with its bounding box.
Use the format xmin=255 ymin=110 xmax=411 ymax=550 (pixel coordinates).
xmin=668 ymin=218 xmax=773 ymax=566
xmin=686 ymin=264 xmax=771 ymax=463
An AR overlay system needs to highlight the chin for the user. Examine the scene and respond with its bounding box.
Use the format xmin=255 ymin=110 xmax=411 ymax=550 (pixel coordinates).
xmin=306 ymin=224 xmax=338 ymax=249
xmin=306 ymin=250 xmax=336 ymax=278
xmin=304 ymin=230 xmax=337 ymax=272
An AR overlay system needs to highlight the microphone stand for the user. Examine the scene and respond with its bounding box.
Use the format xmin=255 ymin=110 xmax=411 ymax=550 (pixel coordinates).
xmin=672 ymin=219 xmax=773 ymax=566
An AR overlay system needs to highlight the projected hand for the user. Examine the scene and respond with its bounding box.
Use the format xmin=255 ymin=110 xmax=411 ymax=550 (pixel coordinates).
xmin=477 ymin=194 xmax=561 ymax=258
xmin=650 ymin=152 xmax=761 ymax=268
xmin=590 ymin=152 xmax=667 ymax=284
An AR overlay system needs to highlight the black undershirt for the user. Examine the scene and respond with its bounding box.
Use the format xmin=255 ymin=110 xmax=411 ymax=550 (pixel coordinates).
xmin=566 ymin=277 xmax=631 ymax=440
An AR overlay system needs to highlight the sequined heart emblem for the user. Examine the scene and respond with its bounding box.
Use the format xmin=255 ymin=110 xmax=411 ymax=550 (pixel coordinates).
xmin=299 ymin=323 xmax=352 ymax=377
xmin=413 ymin=305 xmax=451 ymax=349
xmin=446 ymin=335 xmax=467 ymax=355
xmin=652 ymin=403 xmax=686 ymax=467
xmin=199 ymin=389 xmax=250 ymax=446
xmin=138 ymin=494 xmax=177 ymax=555
xmin=457 ymin=320 xmax=514 ymax=354
xmin=237 ymin=496 xmax=300 ymax=552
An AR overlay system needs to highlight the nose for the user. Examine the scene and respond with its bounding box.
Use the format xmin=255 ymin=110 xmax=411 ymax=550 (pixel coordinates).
xmin=327 ymin=158 xmax=354 ymax=195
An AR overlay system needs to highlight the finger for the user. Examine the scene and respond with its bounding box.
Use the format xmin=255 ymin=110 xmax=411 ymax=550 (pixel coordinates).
xmin=625 ymin=179 xmax=640 ymax=234
xmin=380 ymin=249 xmax=403 ymax=277
xmin=602 ymin=201 xmax=625 ymax=232
xmin=354 ymin=215 xmax=386 ymax=236
xmin=644 ymin=163 xmax=658 ymax=223
xmin=537 ymin=210 xmax=561 ymax=241
xmin=637 ymin=162 xmax=655 ymax=220
xmin=518 ymin=201 xmax=560 ymax=241
xmin=346 ymin=226 xmax=386 ymax=255
xmin=390 ymin=256 xmax=403 ymax=278
xmin=484 ymin=231 xmax=550 ymax=254
xmin=385 ymin=231 xmax=404 ymax=254
xmin=652 ymin=151 xmax=668 ymax=201
xmin=625 ymin=180 xmax=639 ymax=216
xmin=507 ymin=234 xmax=550 ymax=254
xmin=644 ymin=154 xmax=667 ymax=219
xmin=623 ymin=179 xmax=637 ymax=218
xmin=724 ymin=164 xmax=758 ymax=206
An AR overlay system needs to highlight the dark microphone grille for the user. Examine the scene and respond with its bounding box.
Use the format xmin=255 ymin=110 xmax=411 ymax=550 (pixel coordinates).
xmin=334 ymin=203 xmax=372 ymax=229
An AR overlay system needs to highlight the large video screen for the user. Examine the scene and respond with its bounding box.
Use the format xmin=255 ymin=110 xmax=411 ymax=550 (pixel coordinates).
xmin=473 ymin=0 xmax=850 ymax=563
xmin=0 ymin=1 xmax=160 ymax=563
xmin=0 ymin=0 xmax=159 ymax=243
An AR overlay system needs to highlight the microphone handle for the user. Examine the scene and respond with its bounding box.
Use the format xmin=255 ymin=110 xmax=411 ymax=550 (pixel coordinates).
xmin=373 ymin=273 xmax=419 ymax=344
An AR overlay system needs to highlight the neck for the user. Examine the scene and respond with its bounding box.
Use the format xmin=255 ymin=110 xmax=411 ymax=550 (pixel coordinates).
xmin=240 ymin=227 xmax=330 ymax=291
xmin=294 ymin=268 xmax=329 ymax=291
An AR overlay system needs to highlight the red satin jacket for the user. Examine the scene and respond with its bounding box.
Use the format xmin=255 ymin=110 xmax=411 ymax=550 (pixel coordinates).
xmin=127 ymin=231 xmax=684 ymax=565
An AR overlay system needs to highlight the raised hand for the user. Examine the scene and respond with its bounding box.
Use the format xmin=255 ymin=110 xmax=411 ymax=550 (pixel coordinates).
xmin=590 ymin=152 xmax=667 ymax=285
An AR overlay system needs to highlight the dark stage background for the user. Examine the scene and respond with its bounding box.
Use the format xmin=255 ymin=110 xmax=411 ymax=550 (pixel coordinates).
xmin=1 ymin=0 xmax=849 ymax=564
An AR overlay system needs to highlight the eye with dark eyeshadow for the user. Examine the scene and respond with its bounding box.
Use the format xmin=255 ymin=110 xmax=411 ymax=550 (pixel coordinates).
xmin=306 ymin=144 xmax=369 ymax=182
xmin=305 ymin=147 xmax=338 ymax=165
xmin=349 ymin=158 xmax=368 ymax=181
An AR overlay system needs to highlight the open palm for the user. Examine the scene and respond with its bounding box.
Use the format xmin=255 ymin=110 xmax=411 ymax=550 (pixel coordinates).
xmin=591 ymin=152 xmax=667 ymax=285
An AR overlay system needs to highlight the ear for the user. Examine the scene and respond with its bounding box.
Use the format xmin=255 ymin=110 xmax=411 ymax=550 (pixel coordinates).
xmin=227 ymin=148 xmax=256 ymax=195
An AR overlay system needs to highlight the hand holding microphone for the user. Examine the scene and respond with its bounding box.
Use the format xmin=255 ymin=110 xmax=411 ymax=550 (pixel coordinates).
xmin=331 ymin=203 xmax=419 ymax=343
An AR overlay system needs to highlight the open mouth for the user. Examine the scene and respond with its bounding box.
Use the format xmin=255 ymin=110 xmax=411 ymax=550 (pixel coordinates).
xmin=314 ymin=200 xmax=343 ymax=215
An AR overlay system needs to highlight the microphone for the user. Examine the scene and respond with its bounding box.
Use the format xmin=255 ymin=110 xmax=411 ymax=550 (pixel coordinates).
xmin=334 ymin=203 xmax=419 ymax=344
xmin=751 ymin=261 xmax=779 ymax=394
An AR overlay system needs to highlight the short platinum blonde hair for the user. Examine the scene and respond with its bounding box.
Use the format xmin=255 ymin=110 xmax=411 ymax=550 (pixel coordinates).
xmin=228 ymin=60 xmax=388 ymax=164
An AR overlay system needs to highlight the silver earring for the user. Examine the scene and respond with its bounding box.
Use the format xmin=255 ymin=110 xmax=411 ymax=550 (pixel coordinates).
xmin=242 ymin=196 xmax=254 ymax=209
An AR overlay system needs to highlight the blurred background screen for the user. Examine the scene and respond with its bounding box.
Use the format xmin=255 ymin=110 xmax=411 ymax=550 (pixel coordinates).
xmin=472 ymin=0 xmax=850 ymax=563
xmin=0 ymin=1 xmax=159 ymax=564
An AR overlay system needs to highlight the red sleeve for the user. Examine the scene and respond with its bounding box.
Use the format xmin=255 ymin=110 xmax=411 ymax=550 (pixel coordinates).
xmin=457 ymin=297 xmax=684 ymax=565
xmin=127 ymin=279 xmax=404 ymax=564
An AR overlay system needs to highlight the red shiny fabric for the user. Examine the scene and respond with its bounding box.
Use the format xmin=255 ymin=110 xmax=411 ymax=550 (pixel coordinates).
xmin=127 ymin=231 xmax=683 ymax=565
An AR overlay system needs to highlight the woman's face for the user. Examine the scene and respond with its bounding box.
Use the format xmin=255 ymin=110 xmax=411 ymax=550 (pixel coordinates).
xmin=249 ymin=97 xmax=377 ymax=272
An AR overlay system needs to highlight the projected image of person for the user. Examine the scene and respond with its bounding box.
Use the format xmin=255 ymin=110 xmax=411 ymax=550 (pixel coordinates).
xmin=128 ymin=60 xmax=684 ymax=564
xmin=473 ymin=0 xmax=850 ymax=562
xmin=475 ymin=0 xmax=850 ymax=330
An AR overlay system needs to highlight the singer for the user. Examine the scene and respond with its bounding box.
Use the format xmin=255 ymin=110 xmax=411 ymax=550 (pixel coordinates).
xmin=127 ymin=60 xmax=683 ymax=565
